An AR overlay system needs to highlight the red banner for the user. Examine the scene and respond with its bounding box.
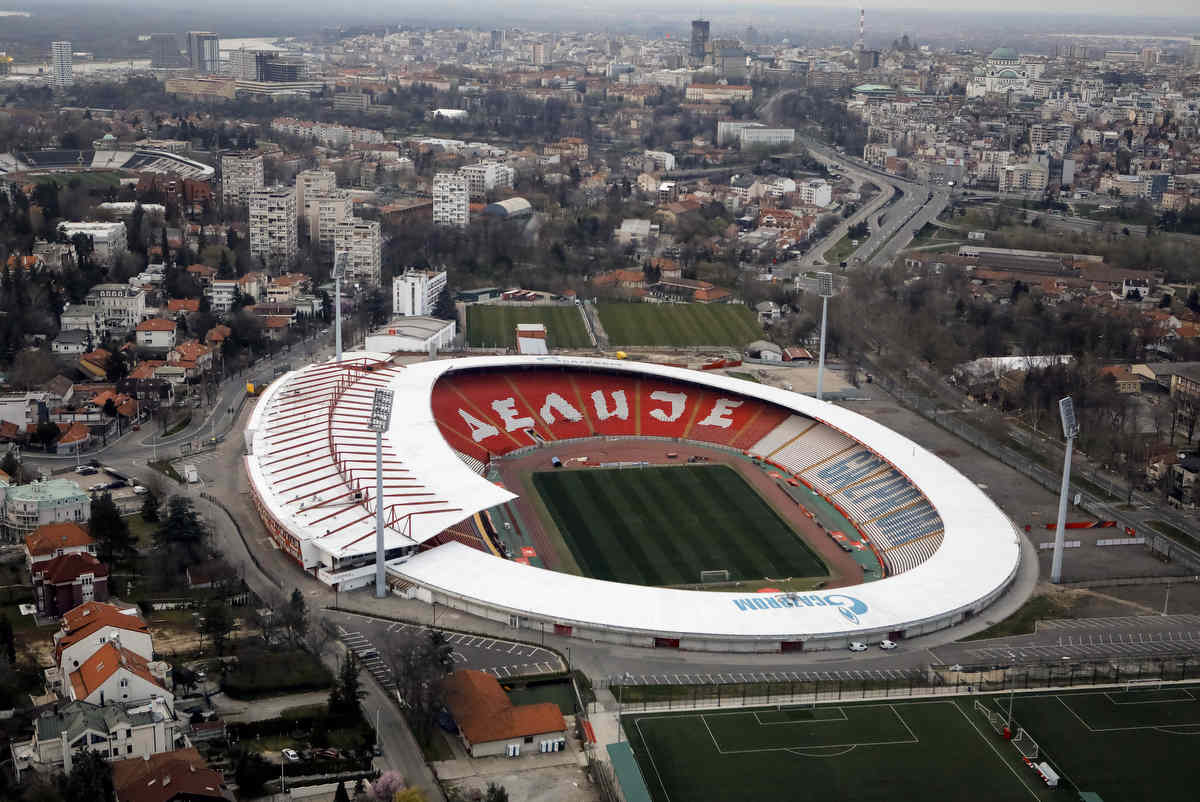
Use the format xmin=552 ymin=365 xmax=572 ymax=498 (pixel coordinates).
xmin=1045 ymin=521 xmax=1117 ymax=530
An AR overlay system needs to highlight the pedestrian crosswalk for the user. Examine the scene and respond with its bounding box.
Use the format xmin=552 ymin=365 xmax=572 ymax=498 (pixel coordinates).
xmin=336 ymin=626 xmax=396 ymax=691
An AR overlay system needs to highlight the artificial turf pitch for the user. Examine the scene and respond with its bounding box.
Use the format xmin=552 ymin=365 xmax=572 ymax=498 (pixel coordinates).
xmin=624 ymin=686 xmax=1200 ymax=802
xmin=465 ymin=305 xmax=592 ymax=349
xmin=531 ymin=465 xmax=825 ymax=586
xmin=595 ymin=302 xmax=761 ymax=347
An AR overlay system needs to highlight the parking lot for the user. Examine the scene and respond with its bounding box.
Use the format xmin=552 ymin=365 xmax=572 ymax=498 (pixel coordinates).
xmin=328 ymin=611 xmax=564 ymax=685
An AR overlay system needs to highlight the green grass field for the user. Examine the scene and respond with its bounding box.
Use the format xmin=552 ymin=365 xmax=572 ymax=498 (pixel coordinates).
xmin=595 ymin=303 xmax=761 ymax=347
xmin=34 ymin=170 xmax=125 ymax=189
xmin=624 ymin=685 xmax=1200 ymax=802
xmin=531 ymin=465 xmax=825 ymax=586
xmin=465 ymin=305 xmax=592 ymax=348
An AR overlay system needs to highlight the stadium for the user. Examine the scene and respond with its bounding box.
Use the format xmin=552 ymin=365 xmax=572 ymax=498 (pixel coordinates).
xmin=243 ymin=353 xmax=1022 ymax=652
xmin=0 ymin=148 xmax=216 ymax=180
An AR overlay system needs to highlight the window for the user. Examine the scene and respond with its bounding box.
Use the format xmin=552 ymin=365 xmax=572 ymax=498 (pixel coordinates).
xmin=126 ymin=729 xmax=131 ymax=738
xmin=524 ymin=735 xmax=533 ymax=744
xmin=120 ymin=678 xmax=129 ymax=688
xmin=127 ymin=744 xmax=133 ymax=754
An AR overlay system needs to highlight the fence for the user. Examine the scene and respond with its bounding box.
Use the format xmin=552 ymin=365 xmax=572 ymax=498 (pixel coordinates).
xmin=604 ymin=652 xmax=1200 ymax=713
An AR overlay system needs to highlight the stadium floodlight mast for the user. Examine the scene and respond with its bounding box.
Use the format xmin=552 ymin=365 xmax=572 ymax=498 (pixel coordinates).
xmin=1050 ymin=396 xmax=1079 ymax=584
xmin=369 ymin=388 xmax=394 ymax=598
xmin=333 ymin=251 xmax=347 ymax=362
xmin=815 ymin=271 xmax=835 ymax=401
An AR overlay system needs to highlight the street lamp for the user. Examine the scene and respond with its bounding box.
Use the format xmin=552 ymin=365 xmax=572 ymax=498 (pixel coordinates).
xmin=333 ymin=251 xmax=347 ymax=362
xmin=1050 ymin=397 xmax=1079 ymax=584
xmin=815 ymin=271 xmax=834 ymax=401
xmin=369 ymin=388 xmax=394 ymax=599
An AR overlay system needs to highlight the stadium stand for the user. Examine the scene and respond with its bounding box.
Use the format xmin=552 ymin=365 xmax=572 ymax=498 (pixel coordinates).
xmin=0 ymin=149 xmax=215 ymax=179
xmin=834 ymin=470 xmax=924 ymax=523
xmin=747 ymin=414 xmax=816 ymax=458
xmin=803 ymin=449 xmax=887 ymax=495
xmin=768 ymin=425 xmax=854 ymax=474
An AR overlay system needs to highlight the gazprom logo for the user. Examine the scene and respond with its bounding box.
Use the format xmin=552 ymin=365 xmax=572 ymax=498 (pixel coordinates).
xmin=731 ymin=593 xmax=869 ymax=624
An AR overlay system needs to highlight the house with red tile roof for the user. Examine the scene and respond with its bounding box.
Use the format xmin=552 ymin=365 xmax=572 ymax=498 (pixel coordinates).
xmin=32 ymin=552 xmax=109 ymax=617
xmin=67 ymin=641 xmax=171 ymax=709
xmin=112 ymin=748 xmax=234 ymax=802
xmin=165 ymin=298 xmax=200 ymax=316
xmin=23 ymin=522 xmax=95 ymax=573
xmin=443 ymin=669 xmax=566 ymax=757
xmin=135 ymin=318 xmax=177 ymax=351
xmin=54 ymin=601 xmax=153 ymax=677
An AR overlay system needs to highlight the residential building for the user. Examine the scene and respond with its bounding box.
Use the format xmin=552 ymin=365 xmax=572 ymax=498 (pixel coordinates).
xmin=220 ymin=152 xmax=264 ymax=207
xmin=85 ymin=284 xmax=147 ymax=335
xmin=3 ymin=479 xmax=91 ymax=543
xmin=1000 ymin=162 xmax=1049 ymax=194
xmin=301 ymin=190 xmax=353 ymax=257
xmin=716 ymin=121 xmax=762 ymax=146
xmin=14 ymin=698 xmax=182 ymax=781
xmin=458 ymin=161 xmax=515 ymax=199
xmin=643 ymin=150 xmax=676 ymax=172
xmin=206 ymin=279 xmax=239 ymax=314
xmin=24 ymin=521 xmax=95 ymax=574
xmin=295 ymin=168 xmax=336 ymax=212
xmin=333 ymin=91 xmax=371 ymax=113
xmin=443 ymin=669 xmax=566 ymax=758
xmin=615 ymin=218 xmax=658 ymax=246
xmin=685 ymin=84 xmax=753 ymax=103
xmin=51 ymin=41 xmax=72 ymax=89
xmin=67 ymin=641 xmax=172 ymax=708
xmin=392 ymin=268 xmax=447 ymax=316
xmin=32 ymin=552 xmax=109 ymax=618
xmin=690 ymin=19 xmax=710 ymax=63
xmin=364 ymin=317 xmax=456 ymax=353
xmin=53 ymin=601 xmax=153 ymax=677
xmin=134 ymin=319 xmax=177 ymax=351
xmin=186 ymin=31 xmax=219 ymax=73
xmin=57 ymin=222 xmax=127 ymax=265
xmin=0 ymin=391 xmax=48 ymax=432
xmin=112 ymin=748 xmax=233 ymax=802
xmin=334 ymin=219 xmax=382 ymax=286
xmin=248 ymin=188 xmax=298 ymax=271
xmin=147 ymin=33 xmax=177 ymax=68
xmin=433 ymin=172 xmax=470 ymax=227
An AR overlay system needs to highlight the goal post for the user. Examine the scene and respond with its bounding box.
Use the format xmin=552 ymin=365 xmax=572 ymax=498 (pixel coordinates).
xmin=1123 ymin=680 xmax=1163 ymax=693
xmin=1011 ymin=728 xmax=1040 ymax=760
xmin=700 ymin=569 xmax=730 ymax=584
xmin=974 ymin=700 xmax=1007 ymax=735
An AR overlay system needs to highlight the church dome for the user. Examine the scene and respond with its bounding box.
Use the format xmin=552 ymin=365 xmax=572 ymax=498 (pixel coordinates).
xmin=989 ymin=47 xmax=1019 ymax=61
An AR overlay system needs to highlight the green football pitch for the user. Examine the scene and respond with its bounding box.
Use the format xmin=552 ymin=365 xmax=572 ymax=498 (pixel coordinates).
xmin=624 ymin=685 xmax=1200 ymax=802
xmin=465 ymin=305 xmax=592 ymax=348
xmin=530 ymin=465 xmax=826 ymax=586
xmin=595 ymin=303 xmax=761 ymax=347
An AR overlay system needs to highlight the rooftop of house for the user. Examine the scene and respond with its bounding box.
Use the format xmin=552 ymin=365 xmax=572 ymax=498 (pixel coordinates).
xmin=69 ymin=641 xmax=163 ymax=701
xmin=443 ymin=669 xmax=565 ymax=745
xmin=24 ymin=522 xmax=93 ymax=557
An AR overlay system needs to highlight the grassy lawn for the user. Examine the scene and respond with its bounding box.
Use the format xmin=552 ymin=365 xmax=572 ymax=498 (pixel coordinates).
xmin=1 ymin=602 xmax=48 ymax=633
xmin=506 ymin=678 xmax=578 ymax=715
xmin=465 ymin=305 xmax=591 ymax=349
xmin=963 ymin=593 xmax=1074 ymax=640
xmin=625 ymin=697 xmax=1060 ymax=802
xmin=823 ymin=232 xmax=859 ymax=265
xmin=595 ymin=303 xmax=761 ymax=347
xmin=1146 ymin=520 xmax=1195 ymax=545
xmin=35 ymin=171 xmax=124 ymax=189
xmin=531 ymin=465 xmax=826 ymax=586
xmin=223 ymin=649 xmax=333 ymax=698
xmin=126 ymin=514 xmax=157 ymax=548
xmin=421 ymin=730 xmax=457 ymax=762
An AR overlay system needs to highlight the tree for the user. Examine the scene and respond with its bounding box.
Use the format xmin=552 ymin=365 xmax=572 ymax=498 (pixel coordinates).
xmin=329 ymin=653 xmax=364 ymax=717
xmin=234 ymin=750 xmax=275 ymax=797
xmin=390 ymin=629 xmax=455 ymax=746
xmin=1 ymin=451 xmax=20 ymax=482
xmin=0 ymin=614 xmax=14 ymax=663
xmin=90 ymin=493 xmax=135 ymax=565
xmin=199 ymin=598 xmax=233 ymax=655
xmin=105 ymin=350 xmax=129 ymax=383
xmin=334 ymin=782 xmax=351 ymax=802
xmin=432 ymin=287 xmax=455 ymax=321
xmin=392 ymin=791 xmax=428 ymax=802
xmin=282 ymin=587 xmax=309 ymax=646
xmin=35 ymin=421 xmax=59 ymax=450
xmin=371 ymin=772 xmax=407 ymax=801
xmin=140 ymin=491 xmax=159 ymax=522
xmin=58 ymin=749 xmax=113 ymax=802
xmin=484 ymin=783 xmax=509 ymax=802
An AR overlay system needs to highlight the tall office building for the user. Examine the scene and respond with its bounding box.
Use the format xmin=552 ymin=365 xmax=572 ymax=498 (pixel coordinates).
xmin=690 ymin=19 xmax=710 ymax=62
xmin=248 ymin=188 xmax=298 ymax=272
xmin=490 ymin=30 xmax=504 ymax=50
xmin=1192 ymin=36 xmax=1200 ymax=68
xmin=148 ymin=33 xmax=177 ymax=68
xmin=186 ymin=31 xmax=220 ymax=74
xmin=432 ymin=172 xmax=470 ymax=227
xmin=333 ymin=219 xmax=382 ymax=286
xmin=302 ymin=190 xmax=353 ymax=259
xmin=220 ymin=152 xmax=264 ymax=207
xmin=392 ymin=268 xmax=447 ymax=316
xmin=531 ymin=43 xmax=548 ymax=66
xmin=295 ymin=169 xmax=336 ymax=215
xmin=51 ymin=41 xmax=73 ymax=89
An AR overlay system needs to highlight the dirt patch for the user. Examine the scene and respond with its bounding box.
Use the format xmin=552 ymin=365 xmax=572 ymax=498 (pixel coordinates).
xmin=444 ymin=763 xmax=598 ymax=802
xmin=494 ymin=441 xmax=864 ymax=589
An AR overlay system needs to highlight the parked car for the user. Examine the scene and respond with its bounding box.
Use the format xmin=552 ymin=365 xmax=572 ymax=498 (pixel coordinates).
xmin=281 ymin=748 xmax=300 ymax=762
xmin=879 ymin=639 xmax=897 ymax=650
xmin=848 ymin=641 xmax=867 ymax=652
xmin=76 ymin=466 xmax=98 ymax=475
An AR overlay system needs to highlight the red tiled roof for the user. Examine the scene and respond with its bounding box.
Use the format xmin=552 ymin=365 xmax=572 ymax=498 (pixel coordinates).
xmin=112 ymin=748 xmax=231 ymax=802
xmin=36 ymin=552 xmax=108 ymax=585
xmin=69 ymin=641 xmax=162 ymax=701
xmin=57 ymin=421 xmax=90 ymax=445
xmin=136 ymin=318 xmax=177 ymax=332
xmin=443 ymin=670 xmax=566 ymax=745
xmin=167 ymin=298 xmax=200 ymax=313
xmin=25 ymin=522 xmax=94 ymax=556
xmin=56 ymin=602 xmax=149 ymax=664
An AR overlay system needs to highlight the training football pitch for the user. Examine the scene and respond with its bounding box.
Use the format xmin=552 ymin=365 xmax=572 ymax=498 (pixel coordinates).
xmin=531 ymin=465 xmax=825 ymax=586
xmin=595 ymin=303 xmax=761 ymax=347
xmin=465 ymin=305 xmax=592 ymax=348
xmin=623 ymin=685 xmax=1200 ymax=802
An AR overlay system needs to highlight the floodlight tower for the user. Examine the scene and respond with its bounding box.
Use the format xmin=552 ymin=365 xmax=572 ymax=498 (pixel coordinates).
xmin=369 ymin=388 xmax=394 ymax=598
xmin=815 ymin=271 xmax=834 ymax=401
xmin=333 ymin=251 xmax=347 ymax=362
xmin=1050 ymin=396 xmax=1078 ymax=584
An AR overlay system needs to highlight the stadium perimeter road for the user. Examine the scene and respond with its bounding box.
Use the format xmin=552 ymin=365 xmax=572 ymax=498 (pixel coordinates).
xmin=932 ymin=614 xmax=1200 ymax=668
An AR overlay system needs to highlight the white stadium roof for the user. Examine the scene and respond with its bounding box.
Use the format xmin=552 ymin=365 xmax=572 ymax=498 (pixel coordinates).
xmin=245 ymin=353 xmax=1021 ymax=644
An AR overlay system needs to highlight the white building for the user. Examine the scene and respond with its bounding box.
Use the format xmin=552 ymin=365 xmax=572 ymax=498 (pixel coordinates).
xmin=364 ymin=317 xmax=456 ymax=353
xmin=301 ymin=190 xmax=352 ymax=257
xmin=739 ymin=127 xmax=795 ymax=149
xmin=60 ymin=305 xmax=101 ymax=337
xmin=134 ymin=318 xmax=177 ymax=351
xmin=799 ymin=178 xmax=833 ymax=207
xmin=84 ymin=283 xmax=146 ymax=334
xmin=716 ymin=121 xmax=761 ymax=146
xmin=295 ymin=168 xmax=336 ymax=213
xmin=0 ymin=392 xmax=48 ymax=432
xmin=67 ymin=642 xmax=172 ymax=709
xmin=53 ymin=601 xmax=153 ymax=677
xmin=206 ymin=279 xmax=239 ymax=313
xmin=433 ymin=172 xmax=470 ymax=227
xmin=392 ymin=268 xmax=447 ymax=316
xmin=644 ymin=150 xmax=676 ymax=172
xmin=967 ymin=47 xmax=1032 ymax=98
xmin=186 ymin=31 xmax=220 ymax=73
xmin=249 ymin=187 xmax=298 ymax=271
xmin=458 ymin=161 xmax=515 ymax=199
xmin=334 ymin=219 xmax=382 ymax=286
xmin=51 ymin=41 xmax=72 ymax=88
xmin=3 ymin=479 xmax=91 ymax=543
xmin=57 ymin=222 xmax=127 ymax=265
xmin=220 ymin=152 xmax=264 ymax=207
